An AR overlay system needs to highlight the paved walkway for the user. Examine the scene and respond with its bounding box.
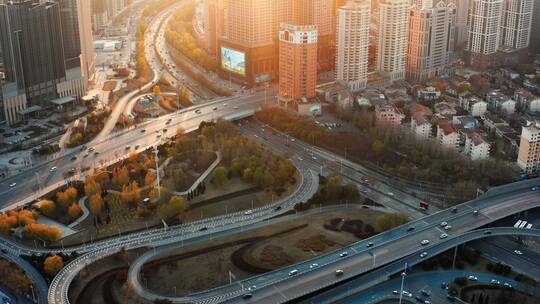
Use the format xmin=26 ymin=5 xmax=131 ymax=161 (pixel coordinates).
xmin=68 ymin=196 xmax=90 ymax=229
xmin=37 ymin=216 xmax=77 ymax=239
xmin=163 ymin=151 xmax=221 ymax=197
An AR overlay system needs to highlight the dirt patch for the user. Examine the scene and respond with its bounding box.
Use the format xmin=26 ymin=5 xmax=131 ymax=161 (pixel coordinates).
xmin=259 ymin=245 xmax=293 ymax=267
xmin=102 ymin=81 xmax=117 ymax=91
xmin=296 ymin=235 xmax=337 ymax=252
xmin=158 ymin=95 xmax=179 ymax=112
xmin=324 ymin=218 xmax=375 ymax=239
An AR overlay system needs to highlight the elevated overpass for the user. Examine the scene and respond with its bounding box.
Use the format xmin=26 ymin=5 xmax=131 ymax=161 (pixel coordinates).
xmin=125 ymin=179 xmax=538 ymax=303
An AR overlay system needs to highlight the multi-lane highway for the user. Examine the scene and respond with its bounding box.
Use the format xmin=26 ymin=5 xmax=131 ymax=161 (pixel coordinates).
xmin=118 ymin=178 xmax=538 ymax=304
xmin=218 ymin=185 xmax=539 ymax=304
xmin=240 ymin=121 xmax=430 ymax=218
xmin=153 ymin=1 xmax=218 ymax=100
xmin=306 ymin=228 xmax=540 ymax=304
xmin=0 ymin=92 xmax=266 ymax=211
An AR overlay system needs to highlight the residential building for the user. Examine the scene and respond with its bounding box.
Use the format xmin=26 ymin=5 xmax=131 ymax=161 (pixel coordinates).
xmin=335 ymin=0 xmax=371 ymax=91
xmin=449 ymin=0 xmax=470 ymax=48
xmin=500 ymin=0 xmax=533 ymax=51
xmin=437 ymin=119 xmax=460 ymax=149
xmin=434 ymin=101 xmax=458 ymax=115
xmin=486 ymin=90 xmax=508 ymax=110
xmin=411 ymin=112 xmax=433 ymax=138
xmin=514 ymin=89 xmax=539 ymax=112
xmin=407 ymin=1 xmax=456 ymax=82
xmin=500 ymin=99 xmax=517 ymax=115
xmin=92 ymin=0 xmax=127 ymax=33
xmin=464 ymin=132 xmax=491 ymax=160
xmin=278 ymin=23 xmax=318 ymax=101
xmin=376 ymin=0 xmax=410 ymax=81
xmin=375 ymin=102 xmax=405 ymax=125
xmin=517 ymin=120 xmax=540 ymax=174
xmin=453 ymin=115 xmax=479 ymax=130
xmin=315 ymin=82 xmax=348 ymax=102
xmin=530 ymin=0 xmax=540 ymax=53
xmin=466 ymin=0 xmax=504 ymax=68
xmin=74 ymin=0 xmax=95 ymax=81
xmin=482 ymin=113 xmax=509 ymax=132
xmin=291 ymin=0 xmax=335 ymax=71
xmin=416 ymin=86 xmax=442 ymax=101
xmin=459 ymin=95 xmax=488 ymax=116
xmin=201 ymin=0 xmax=220 ymax=56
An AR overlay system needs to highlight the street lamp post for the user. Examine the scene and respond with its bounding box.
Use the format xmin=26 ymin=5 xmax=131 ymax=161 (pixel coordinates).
xmin=153 ymin=147 xmax=161 ymax=198
xmin=398 ymin=272 xmax=406 ymax=304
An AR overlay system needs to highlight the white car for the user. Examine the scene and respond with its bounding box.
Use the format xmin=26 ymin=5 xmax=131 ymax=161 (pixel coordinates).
xmin=440 ymin=233 xmax=448 ymax=239
xmin=392 ymin=290 xmax=399 ymax=295
xmin=420 ymin=252 xmax=428 ymax=258
xmin=421 ymin=239 xmax=430 ymax=245
xmin=468 ymin=275 xmax=478 ymax=281
xmin=440 ymin=221 xmax=448 ymax=227
xmin=444 ymin=225 xmax=452 ymax=230
xmin=9 ymin=183 xmax=17 ymax=188
xmin=309 ymin=263 xmax=319 ymax=269
xmin=402 ymin=291 xmax=412 ymax=297
xmin=339 ymin=252 xmax=348 ymax=257
xmin=50 ymin=166 xmax=57 ymax=172
xmin=514 ymin=249 xmax=523 ymax=255
xmin=387 ymin=192 xmax=394 ymax=196
xmin=244 ymin=210 xmax=253 ymax=215
xmin=288 ymin=269 xmax=298 ymax=276
xmin=503 ymin=283 xmax=512 ymax=288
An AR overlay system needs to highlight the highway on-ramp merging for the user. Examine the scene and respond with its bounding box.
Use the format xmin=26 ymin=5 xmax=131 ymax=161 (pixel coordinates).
xmin=120 ymin=179 xmax=539 ymax=303
xmin=222 ymin=188 xmax=540 ymax=304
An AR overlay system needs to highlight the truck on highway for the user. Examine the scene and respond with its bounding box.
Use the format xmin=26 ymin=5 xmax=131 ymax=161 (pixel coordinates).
xmin=419 ymin=201 xmax=429 ymax=211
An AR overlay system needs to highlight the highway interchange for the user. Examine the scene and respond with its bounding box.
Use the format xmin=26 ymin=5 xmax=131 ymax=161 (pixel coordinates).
xmin=0 ymin=1 xmax=538 ymax=304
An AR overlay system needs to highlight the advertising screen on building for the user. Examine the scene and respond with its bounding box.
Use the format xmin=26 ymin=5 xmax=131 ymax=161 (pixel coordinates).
xmin=221 ymin=47 xmax=246 ymax=76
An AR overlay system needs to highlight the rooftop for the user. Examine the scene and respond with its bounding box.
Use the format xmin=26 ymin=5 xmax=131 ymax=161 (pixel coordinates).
xmin=438 ymin=119 xmax=456 ymax=136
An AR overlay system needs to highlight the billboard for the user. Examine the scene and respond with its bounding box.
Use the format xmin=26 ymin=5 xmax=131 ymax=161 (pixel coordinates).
xmin=221 ymin=47 xmax=246 ymax=76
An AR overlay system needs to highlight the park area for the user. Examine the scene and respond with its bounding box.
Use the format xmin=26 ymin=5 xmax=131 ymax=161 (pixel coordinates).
xmin=0 ymin=120 xmax=299 ymax=250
